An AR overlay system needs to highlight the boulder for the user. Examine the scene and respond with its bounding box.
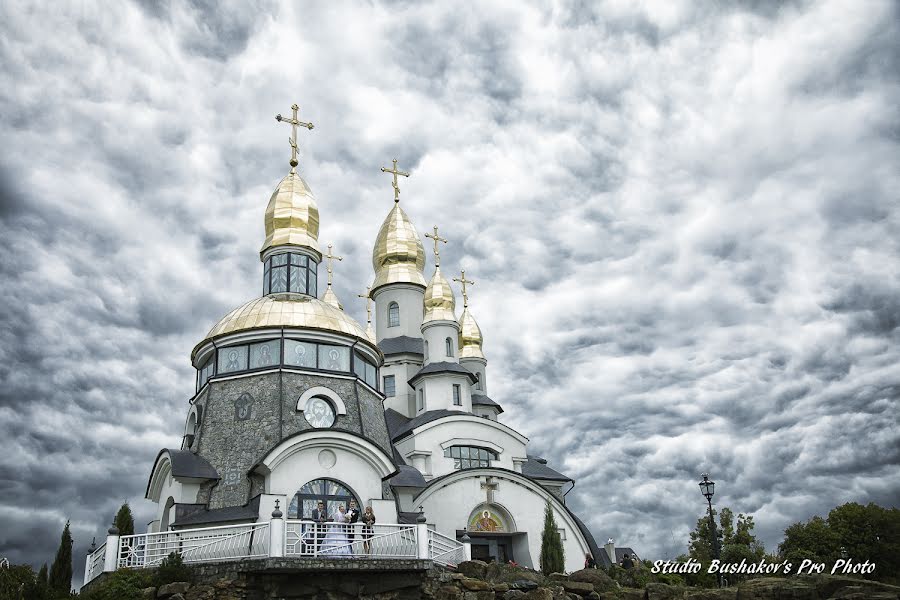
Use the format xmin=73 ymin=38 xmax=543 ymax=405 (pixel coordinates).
xmin=168 ymin=595 xmax=186 ymax=600
xmin=504 ymin=591 xmax=527 ymax=600
xmin=806 ymin=575 xmax=900 ymax=600
xmin=436 ymin=585 xmax=462 ymax=600
xmin=568 ymin=569 xmax=617 ymax=593
xmin=549 ymin=573 xmax=569 ymax=582
xmin=510 ymin=580 xmax=540 ymax=591
xmin=560 ymin=580 xmax=594 ymax=596
xmin=523 ymin=589 xmax=554 ymax=600
xmin=493 ymin=583 xmax=511 ymax=593
xmin=585 ymin=593 xmax=601 ymax=600
xmin=735 ymin=577 xmax=816 ymax=600
xmin=140 ymin=587 xmax=157 ymax=600
xmin=462 ymin=578 xmax=494 ymax=592
xmin=645 ymin=582 xmax=686 ymax=600
xmin=157 ymin=582 xmax=191 ymax=598
xmin=683 ymin=588 xmax=737 ymax=600
xmin=458 ymin=560 xmax=490 ymax=580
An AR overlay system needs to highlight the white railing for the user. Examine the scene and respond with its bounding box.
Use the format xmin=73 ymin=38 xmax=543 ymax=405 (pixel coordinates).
xmin=285 ymin=520 xmax=419 ymax=558
xmin=428 ymin=529 xmax=466 ymax=566
xmin=84 ymin=543 xmax=106 ymax=584
xmin=118 ymin=522 xmax=270 ymax=568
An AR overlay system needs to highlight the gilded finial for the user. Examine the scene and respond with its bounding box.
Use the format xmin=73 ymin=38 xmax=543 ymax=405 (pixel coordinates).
xmin=381 ymin=158 xmax=409 ymax=203
xmin=325 ymin=243 xmax=343 ymax=287
xmin=357 ymin=286 xmax=373 ymax=326
xmin=453 ymin=269 xmax=475 ymax=308
xmin=424 ymin=225 xmax=448 ymax=267
xmin=276 ymin=103 xmax=314 ymax=173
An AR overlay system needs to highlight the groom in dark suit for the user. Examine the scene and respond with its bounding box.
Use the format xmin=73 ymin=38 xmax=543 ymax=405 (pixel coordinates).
xmin=346 ymin=499 xmax=360 ymax=547
xmin=311 ymin=500 xmax=328 ymax=553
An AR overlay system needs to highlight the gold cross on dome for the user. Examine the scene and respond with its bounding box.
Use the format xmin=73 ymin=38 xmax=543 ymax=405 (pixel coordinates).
xmin=357 ymin=286 xmax=373 ymax=325
xmin=425 ymin=225 xmax=448 ymax=266
xmin=275 ymin=103 xmax=314 ymax=172
xmin=453 ymin=269 xmax=475 ymax=307
xmin=324 ymin=243 xmax=343 ymax=286
xmin=381 ymin=158 xmax=409 ymax=203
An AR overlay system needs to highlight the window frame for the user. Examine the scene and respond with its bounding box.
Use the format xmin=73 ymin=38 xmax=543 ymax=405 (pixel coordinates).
xmin=452 ymin=384 xmax=461 ymax=406
xmin=383 ymin=375 xmax=396 ymax=397
xmin=388 ymin=302 xmax=400 ymax=328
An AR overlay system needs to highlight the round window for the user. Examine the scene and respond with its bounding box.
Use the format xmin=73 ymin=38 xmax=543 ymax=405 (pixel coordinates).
xmin=304 ymin=397 xmax=335 ymax=428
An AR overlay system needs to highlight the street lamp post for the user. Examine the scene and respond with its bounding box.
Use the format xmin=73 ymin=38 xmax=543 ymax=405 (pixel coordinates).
xmin=699 ymin=473 xmax=722 ymax=587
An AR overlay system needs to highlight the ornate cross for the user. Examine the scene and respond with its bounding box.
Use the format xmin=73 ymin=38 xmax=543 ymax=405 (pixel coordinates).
xmin=324 ymin=243 xmax=343 ymax=286
xmin=275 ymin=103 xmax=314 ymax=172
xmin=481 ymin=476 xmax=498 ymax=504
xmin=381 ymin=158 xmax=409 ymax=203
xmin=453 ymin=269 xmax=475 ymax=307
xmin=357 ymin=286 xmax=373 ymax=326
xmin=425 ymin=225 xmax=448 ymax=266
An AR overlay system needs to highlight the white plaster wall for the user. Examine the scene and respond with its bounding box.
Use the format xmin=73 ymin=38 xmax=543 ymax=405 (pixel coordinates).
xmin=422 ymin=321 xmax=460 ymax=365
xmin=152 ymin=470 xmax=202 ymax=530
xmin=397 ymin=417 xmax=527 ymax=479
xmin=419 ymin=374 xmax=471 ymax=414
xmin=265 ymin=446 xmax=386 ymax=511
xmin=381 ymin=360 xmax=420 ymax=417
xmin=374 ymin=286 xmax=424 ymax=341
xmin=418 ymin=472 xmax=590 ymax=573
xmin=460 ymin=358 xmax=487 ymax=395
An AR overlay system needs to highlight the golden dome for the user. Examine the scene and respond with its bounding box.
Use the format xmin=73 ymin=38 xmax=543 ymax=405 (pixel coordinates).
xmin=371 ymin=203 xmax=426 ymax=292
xmin=458 ymin=306 xmax=485 ymax=359
xmin=423 ymin=266 xmax=456 ymax=322
xmin=260 ymin=172 xmax=321 ymax=258
xmin=192 ymin=294 xmax=371 ymax=360
xmin=322 ymin=284 xmax=343 ymax=311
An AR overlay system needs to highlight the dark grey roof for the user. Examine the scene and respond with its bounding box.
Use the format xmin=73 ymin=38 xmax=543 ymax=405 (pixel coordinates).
xmin=172 ymin=496 xmax=260 ymax=527
xmin=398 ymin=511 xmax=423 ymax=524
xmin=471 ymin=394 xmax=504 ymax=413
xmin=389 ymin=409 xmax=474 ymax=441
xmin=167 ymin=450 xmax=219 ymax=480
xmin=389 ymin=465 xmax=427 ymax=488
xmin=409 ymin=362 xmax=477 ymax=387
xmin=521 ymin=456 xmax=571 ymax=482
xmin=378 ymin=336 xmax=424 ymax=356
xmin=385 ymin=409 xmax=411 ymax=440
xmin=571 ymin=512 xmax=606 ymax=568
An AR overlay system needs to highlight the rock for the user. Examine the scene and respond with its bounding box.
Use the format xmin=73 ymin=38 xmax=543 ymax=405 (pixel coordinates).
xmin=510 ymin=580 xmax=540 ymax=591
xmin=567 ymin=569 xmax=617 ymax=593
xmin=169 ymin=595 xmax=186 ymax=600
xmin=614 ymin=590 xmax=645 ymax=600
xmin=504 ymin=591 xmax=527 ymax=600
xmin=140 ymin=587 xmax=157 ymax=600
xmin=806 ymin=575 xmax=900 ymax=600
xmin=735 ymin=577 xmax=816 ymax=600
xmin=645 ymin=582 xmax=686 ymax=600
xmin=458 ymin=560 xmax=490 ymax=580
xmin=493 ymin=583 xmax=511 ymax=593
xmin=462 ymin=578 xmax=494 ymax=591
xmin=560 ymin=580 xmax=594 ymax=596
xmin=523 ymin=589 xmax=554 ymax=600
xmin=585 ymin=593 xmax=601 ymax=600
xmin=549 ymin=573 xmax=569 ymax=581
xmin=436 ymin=585 xmax=462 ymax=600
xmin=683 ymin=588 xmax=737 ymax=600
xmin=463 ymin=592 xmax=496 ymax=600
xmin=157 ymin=582 xmax=191 ymax=598
xmin=566 ymin=593 xmax=581 ymax=600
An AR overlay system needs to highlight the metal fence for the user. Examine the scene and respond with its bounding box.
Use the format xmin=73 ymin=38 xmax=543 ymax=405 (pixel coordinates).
xmin=118 ymin=522 xmax=270 ymax=569
xmin=284 ymin=521 xmax=419 ymax=558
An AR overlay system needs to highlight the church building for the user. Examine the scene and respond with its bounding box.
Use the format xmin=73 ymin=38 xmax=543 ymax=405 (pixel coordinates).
xmin=143 ymin=104 xmax=601 ymax=572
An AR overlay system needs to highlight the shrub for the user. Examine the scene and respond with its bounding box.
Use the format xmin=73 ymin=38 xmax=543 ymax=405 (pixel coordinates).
xmin=154 ymin=553 xmax=192 ymax=586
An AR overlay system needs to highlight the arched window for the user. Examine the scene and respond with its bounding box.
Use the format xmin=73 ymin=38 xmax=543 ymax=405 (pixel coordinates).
xmin=424 ymin=340 xmax=429 ymax=361
xmin=445 ymin=337 xmax=453 ymax=357
xmin=288 ymin=478 xmax=360 ymax=519
xmin=388 ymin=302 xmax=400 ymax=327
xmin=443 ymin=446 xmax=498 ymax=469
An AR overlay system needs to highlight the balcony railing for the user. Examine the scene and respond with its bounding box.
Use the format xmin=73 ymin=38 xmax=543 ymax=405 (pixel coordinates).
xmin=83 ymin=514 xmax=469 ymax=587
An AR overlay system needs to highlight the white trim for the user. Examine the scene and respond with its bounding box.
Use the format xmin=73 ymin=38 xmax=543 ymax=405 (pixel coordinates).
xmin=147 ymin=456 xmax=172 ymax=502
xmin=296 ymin=386 xmax=347 ymax=415
xmin=257 ymin=430 xmax=395 ymax=478
xmin=440 ymin=438 xmax=504 ymax=454
xmin=372 ymin=283 xmax=426 ymax=299
xmin=260 ymin=245 xmax=321 ymax=264
xmin=421 ymin=320 xmax=460 ymax=333
xmin=409 ymin=414 xmax=528 ymax=444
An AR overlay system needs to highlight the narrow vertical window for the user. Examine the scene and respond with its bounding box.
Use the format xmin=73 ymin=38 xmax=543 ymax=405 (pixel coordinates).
xmin=388 ymin=302 xmax=400 ymax=327
xmin=384 ymin=375 xmax=396 ymax=397
xmin=417 ymin=388 xmax=425 ymax=411
xmin=445 ymin=337 xmax=453 ymax=357
xmin=475 ymin=373 xmax=482 ymax=391
xmin=453 ymin=384 xmax=461 ymax=406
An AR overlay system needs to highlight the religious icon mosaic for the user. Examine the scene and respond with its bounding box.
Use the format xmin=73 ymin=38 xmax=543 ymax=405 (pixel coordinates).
xmin=469 ymin=509 xmax=505 ymax=532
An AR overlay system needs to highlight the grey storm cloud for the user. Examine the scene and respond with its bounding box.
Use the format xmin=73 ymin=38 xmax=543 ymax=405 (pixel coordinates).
xmin=1 ymin=0 xmax=899 ymax=586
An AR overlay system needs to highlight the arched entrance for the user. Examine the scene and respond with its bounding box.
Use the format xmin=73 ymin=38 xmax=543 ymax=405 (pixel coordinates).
xmin=288 ymin=478 xmax=359 ymax=519
xmin=466 ymin=504 xmax=518 ymax=564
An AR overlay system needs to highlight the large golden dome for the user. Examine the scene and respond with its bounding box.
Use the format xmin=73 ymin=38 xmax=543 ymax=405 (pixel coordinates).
xmin=260 ymin=172 xmax=321 ymax=258
xmin=423 ymin=266 xmax=456 ymax=322
xmin=192 ymin=294 xmax=371 ymax=360
xmin=371 ymin=203 xmax=426 ymax=292
xmin=458 ymin=306 xmax=485 ymax=359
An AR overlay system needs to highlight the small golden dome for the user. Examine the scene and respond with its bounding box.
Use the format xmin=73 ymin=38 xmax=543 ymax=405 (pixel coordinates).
xmin=192 ymin=294 xmax=372 ymax=360
xmin=458 ymin=306 xmax=485 ymax=359
xmin=371 ymin=203 xmax=426 ymax=292
xmin=260 ymin=172 xmax=321 ymax=258
xmin=423 ymin=266 xmax=456 ymax=322
xmin=322 ymin=285 xmax=343 ymax=311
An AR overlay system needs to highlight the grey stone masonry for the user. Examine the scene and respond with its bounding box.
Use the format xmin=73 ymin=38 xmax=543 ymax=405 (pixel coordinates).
xmin=193 ymin=370 xmax=393 ymax=510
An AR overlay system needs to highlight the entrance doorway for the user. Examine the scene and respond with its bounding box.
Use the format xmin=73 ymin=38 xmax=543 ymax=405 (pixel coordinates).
xmin=467 ymin=535 xmax=512 ymax=564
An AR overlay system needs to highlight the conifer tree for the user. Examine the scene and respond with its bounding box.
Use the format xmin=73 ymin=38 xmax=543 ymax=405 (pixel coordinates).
xmin=114 ymin=502 xmax=135 ymax=537
xmin=38 ymin=563 xmax=48 ymax=586
xmin=539 ymin=500 xmax=565 ymax=574
xmin=48 ymin=520 xmax=73 ymax=594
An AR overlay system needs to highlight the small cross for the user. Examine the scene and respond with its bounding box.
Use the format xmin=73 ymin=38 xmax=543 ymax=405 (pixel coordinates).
xmin=424 ymin=225 xmax=448 ymax=266
xmin=324 ymin=243 xmax=343 ymax=286
xmin=453 ymin=269 xmax=475 ymax=307
xmin=357 ymin=286 xmax=373 ymax=326
xmin=276 ymin=103 xmax=314 ymax=172
xmin=381 ymin=158 xmax=410 ymax=203
xmin=481 ymin=476 xmax=498 ymax=504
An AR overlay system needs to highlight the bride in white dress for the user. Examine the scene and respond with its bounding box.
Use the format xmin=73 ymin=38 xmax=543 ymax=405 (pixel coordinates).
xmin=321 ymin=504 xmax=351 ymax=556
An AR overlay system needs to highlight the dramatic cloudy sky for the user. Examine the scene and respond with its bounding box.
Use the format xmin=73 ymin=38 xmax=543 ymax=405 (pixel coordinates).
xmin=1 ymin=0 xmax=898 ymax=581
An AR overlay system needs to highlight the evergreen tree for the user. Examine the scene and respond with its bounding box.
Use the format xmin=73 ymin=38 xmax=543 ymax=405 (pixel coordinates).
xmin=539 ymin=501 xmax=565 ymax=575
xmin=48 ymin=520 xmax=73 ymax=595
xmin=114 ymin=502 xmax=135 ymax=537
xmin=38 ymin=563 xmax=48 ymax=586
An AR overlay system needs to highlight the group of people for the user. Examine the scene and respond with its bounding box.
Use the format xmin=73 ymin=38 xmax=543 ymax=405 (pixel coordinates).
xmin=307 ymin=499 xmax=377 ymax=555
xmin=583 ymin=552 xmax=636 ymax=570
